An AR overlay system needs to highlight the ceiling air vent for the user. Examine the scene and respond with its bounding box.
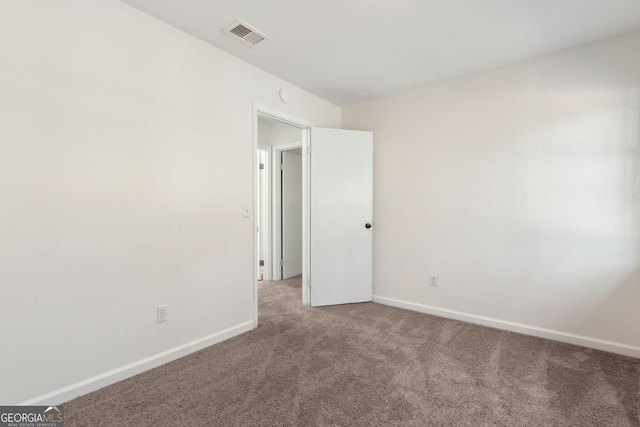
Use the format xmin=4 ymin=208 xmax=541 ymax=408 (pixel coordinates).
xmin=223 ymin=20 xmax=270 ymax=47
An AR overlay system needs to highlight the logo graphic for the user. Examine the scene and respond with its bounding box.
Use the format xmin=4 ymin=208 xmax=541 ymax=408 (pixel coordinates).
xmin=0 ymin=405 xmax=64 ymax=427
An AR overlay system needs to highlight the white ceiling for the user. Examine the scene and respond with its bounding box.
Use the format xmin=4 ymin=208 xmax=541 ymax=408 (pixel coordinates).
xmin=120 ymin=0 xmax=640 ymax=106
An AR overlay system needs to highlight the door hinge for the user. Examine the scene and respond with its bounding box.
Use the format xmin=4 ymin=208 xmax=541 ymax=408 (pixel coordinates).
xmin=280 ymin=259 xmax=284 ymax=266
xmin=280 ymin=163 xmax=284 ymax=171
xmin=259 ymin=260 xmax=264 ymax=266
xmin=307 ymin=145 xmax=311 ymax=155
xmin=259 ymin=163 xmax=265 ymax=170
xmin=307 ymin=279 xmax=311 ymax=288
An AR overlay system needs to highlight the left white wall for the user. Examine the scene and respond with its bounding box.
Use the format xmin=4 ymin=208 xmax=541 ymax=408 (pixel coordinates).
xmin=0 ymin=0 xmax=339 ymax=404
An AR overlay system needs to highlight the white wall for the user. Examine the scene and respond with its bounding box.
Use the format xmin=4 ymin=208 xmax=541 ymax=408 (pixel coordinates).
xmin=258 ymin=120 xmax=273 ymax=146
xmin=257 ymin=120 xmax=303 ymax=147
xmin=271 ymin=122 xmax=304 ymax=146
xmin=0 ymin=0 xmax=339 ymax=404
xmin=342 ymin=31 xmax=640 ymax=353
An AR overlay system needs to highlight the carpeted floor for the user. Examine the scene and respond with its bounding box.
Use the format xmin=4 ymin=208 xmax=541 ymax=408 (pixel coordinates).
xmin=65 ymin=276 xmax=640 ymax=426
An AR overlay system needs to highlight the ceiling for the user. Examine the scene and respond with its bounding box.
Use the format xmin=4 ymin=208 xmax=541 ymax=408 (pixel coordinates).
xmin=120 ymin=0 xmax=640 ymax=106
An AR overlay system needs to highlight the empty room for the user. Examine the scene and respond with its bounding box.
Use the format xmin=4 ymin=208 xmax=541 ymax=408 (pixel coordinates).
xmin=1 ymin=1 xmax=639 ymax=426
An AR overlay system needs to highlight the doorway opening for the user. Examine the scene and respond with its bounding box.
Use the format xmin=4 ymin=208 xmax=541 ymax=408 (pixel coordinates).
xmin=257 ymin=114 xmax=304 ymax=282
xmin=254 ymin=106 xmax=312 ymax=325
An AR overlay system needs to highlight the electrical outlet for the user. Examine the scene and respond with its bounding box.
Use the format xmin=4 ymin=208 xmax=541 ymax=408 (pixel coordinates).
xmin=157 ymin=305 xmax=168 ymax=323
xmin=430 ymin=275 xmax=439 ymax=287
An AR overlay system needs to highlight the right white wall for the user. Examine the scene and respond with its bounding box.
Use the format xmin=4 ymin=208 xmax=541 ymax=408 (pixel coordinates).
xmin=342 ymin=31 xmax=640 ymax=353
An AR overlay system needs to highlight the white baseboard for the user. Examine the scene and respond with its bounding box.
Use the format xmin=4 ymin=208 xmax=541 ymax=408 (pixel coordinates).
xmin=373 ymin=296 xmax=640 ymax=359
xmin=20 ymin=320 xmax=255 ymax=406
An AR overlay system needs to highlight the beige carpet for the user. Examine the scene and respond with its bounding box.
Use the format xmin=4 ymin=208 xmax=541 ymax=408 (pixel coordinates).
xmin=65 ymin=276 xmax=640 ymax=426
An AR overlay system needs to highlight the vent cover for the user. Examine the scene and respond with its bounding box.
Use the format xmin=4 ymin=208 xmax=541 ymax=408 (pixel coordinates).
xmin=224 ymin=20 xmax=270 ymax=47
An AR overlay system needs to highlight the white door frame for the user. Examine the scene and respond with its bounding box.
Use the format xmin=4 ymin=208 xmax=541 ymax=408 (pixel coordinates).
xmin=272 ymin=142 xmax=302 ymax=282
xmin=257 ymin=145 xmax=271 ymax=282
xmin=253 ymin=103 xmax=312 ymax=327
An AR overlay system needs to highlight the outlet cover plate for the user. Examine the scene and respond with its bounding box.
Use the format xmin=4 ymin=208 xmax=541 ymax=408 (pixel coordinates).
xmin=157 ymin=305 xmax=168 ymax=323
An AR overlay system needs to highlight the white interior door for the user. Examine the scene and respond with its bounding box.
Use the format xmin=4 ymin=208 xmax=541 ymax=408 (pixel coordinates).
xmin=310 ymin=128 xmax=373 ymax=307
xmin=282 ymin=150 xmax=303 ymax=279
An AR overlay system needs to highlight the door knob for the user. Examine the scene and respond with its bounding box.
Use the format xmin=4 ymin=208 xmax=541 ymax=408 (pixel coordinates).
xmin=365 ymin=223 xmax=372 ymax=229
